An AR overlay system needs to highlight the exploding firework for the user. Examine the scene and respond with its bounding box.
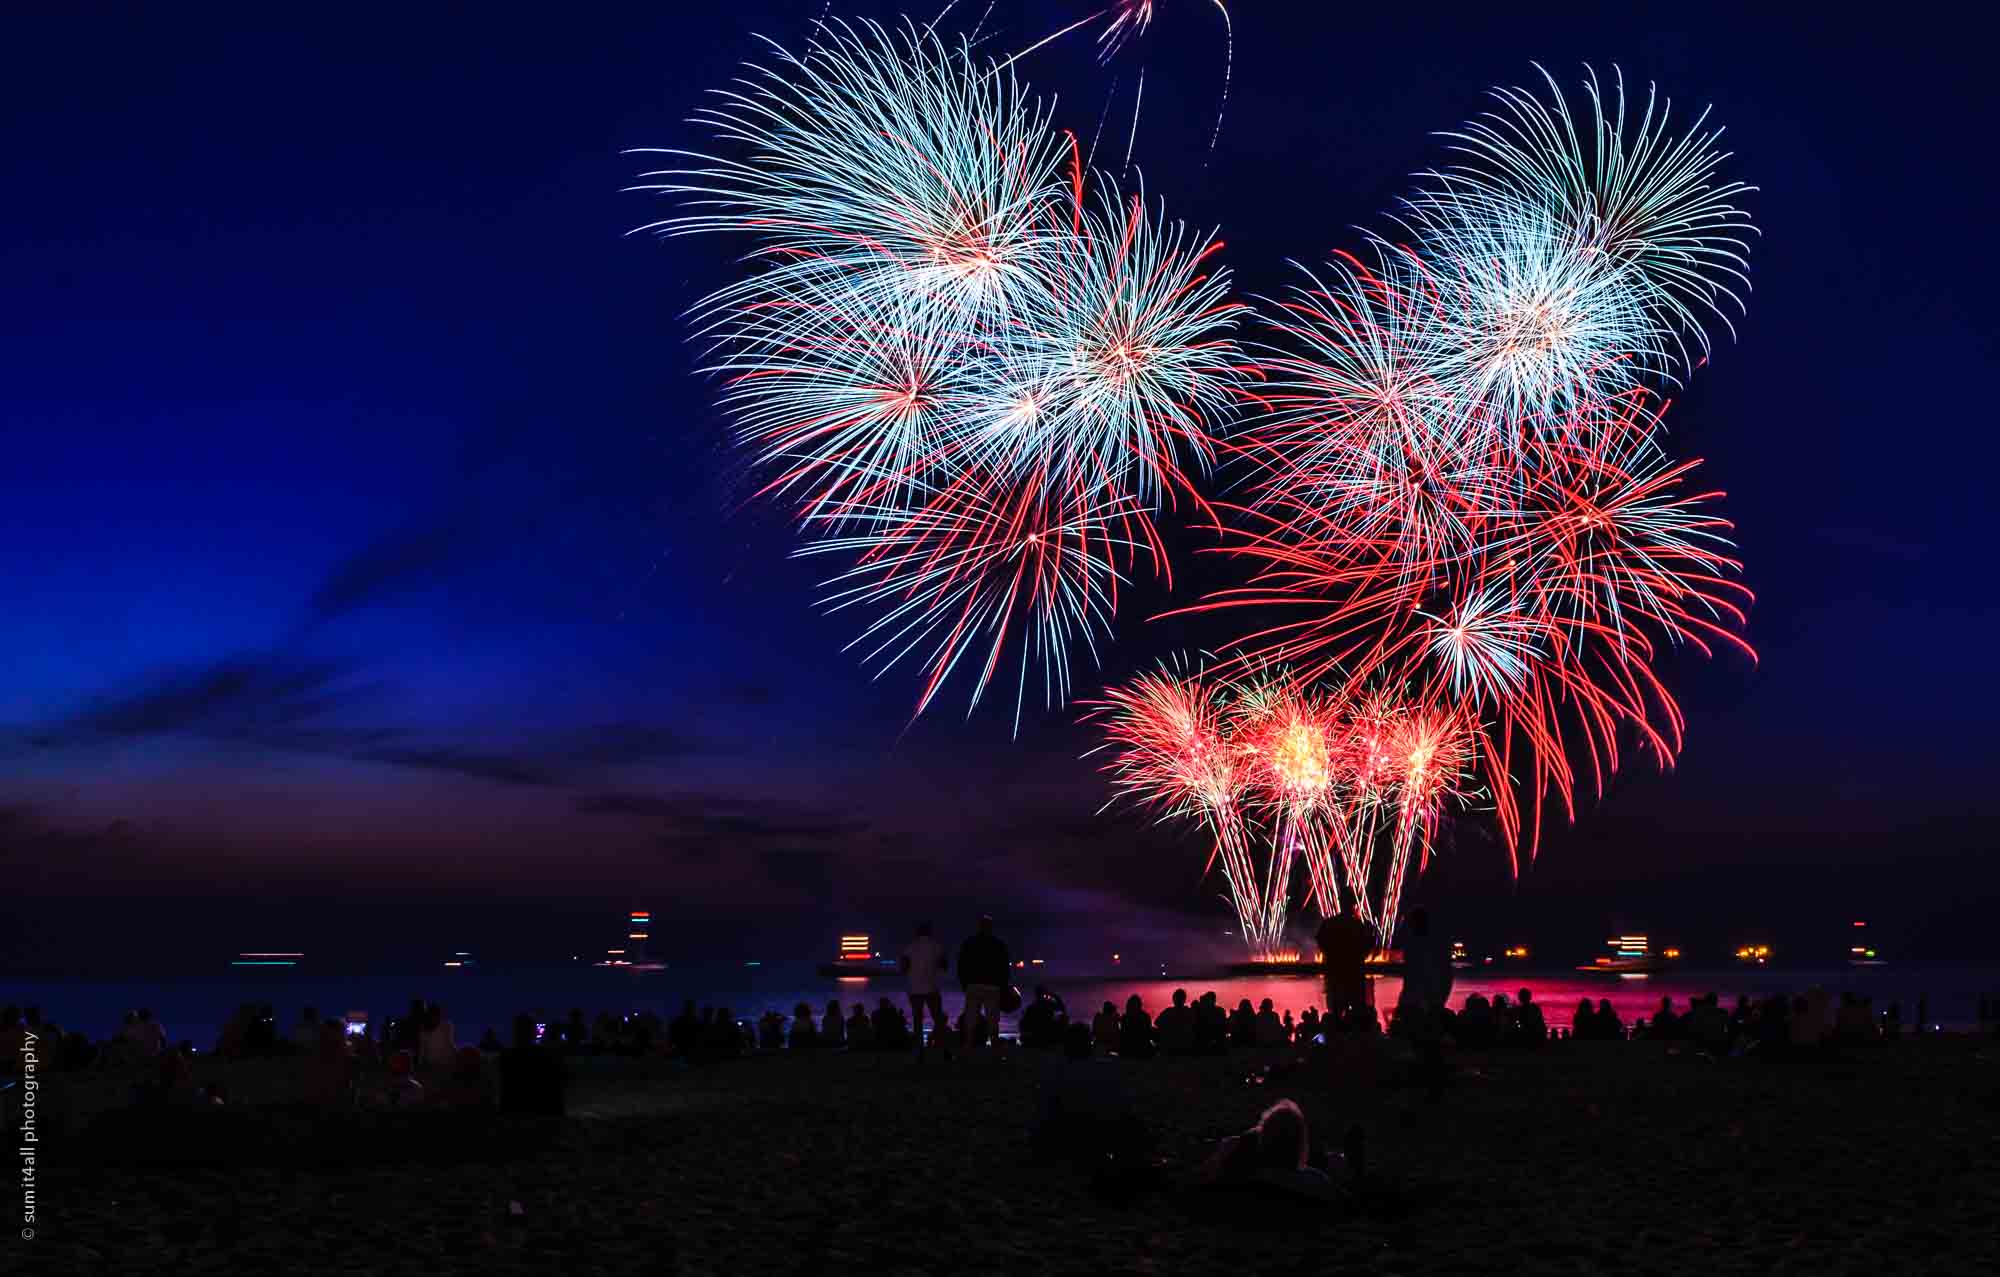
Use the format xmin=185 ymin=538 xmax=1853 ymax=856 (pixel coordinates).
xmin=636 ymin=18 xmax=1244 ymax=723
xmin=1183 ymin=66 xmax=1757 ymax=894
xmin=1415 ymin=64 xmax=1758 ymax=361
xmin=1086 ymin=661 xmax=1264 ymax=947
xmin=1090 ymin=663 xmax=1472 ymax=951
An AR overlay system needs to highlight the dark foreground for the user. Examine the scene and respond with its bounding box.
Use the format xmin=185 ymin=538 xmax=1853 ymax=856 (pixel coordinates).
xmin=29 ymin=1038 xmax=2000 ymax=1275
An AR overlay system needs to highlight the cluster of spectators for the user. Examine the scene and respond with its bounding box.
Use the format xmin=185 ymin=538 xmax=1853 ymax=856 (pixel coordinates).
xmin=1449 ymin=990 xmax=1550 ymax=1047
xmin=1618 ymin=989 xmax=1919 ymax=1053
xmin=1079 ymin=990 xmax=1380 ymax=1059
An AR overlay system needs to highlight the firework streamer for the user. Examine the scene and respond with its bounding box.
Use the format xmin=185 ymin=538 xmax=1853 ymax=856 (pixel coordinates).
xmin=1092 ymin=663 xmax=1471 ymax=953
xmin=1001 ymin=2 xmax=1236 ymax=161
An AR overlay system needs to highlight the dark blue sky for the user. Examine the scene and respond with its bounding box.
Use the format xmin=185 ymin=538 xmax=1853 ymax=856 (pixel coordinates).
xmin=5 ymin=3 xmax=1994 ymax=970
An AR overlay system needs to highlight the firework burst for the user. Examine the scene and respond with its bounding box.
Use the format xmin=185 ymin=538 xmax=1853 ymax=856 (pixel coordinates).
xmin=1090 ymin=664 xmax=1473 ymax=951
xmin=1163 ymin=66 xmax=1757 ymax=927
xmin=637 ymin=18 xmax=1244 ymax=724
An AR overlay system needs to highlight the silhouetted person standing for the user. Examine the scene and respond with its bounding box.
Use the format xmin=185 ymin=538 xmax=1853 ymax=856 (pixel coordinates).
xmin=957 ymin=915 xmax=1011 ymax=1050
xmin=901 ymin=921 xmax=951 ymax=1061
xmin=1315 ymin=904 xmax=1376 ymax=1022
xmin=1395 ymin=908 xmax=1454 ymax=1039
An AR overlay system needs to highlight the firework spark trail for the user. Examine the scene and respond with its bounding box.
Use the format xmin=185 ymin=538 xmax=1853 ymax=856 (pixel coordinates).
xmin=639 ymin=19 xmax=1244 ymax=724
xmin=1004 ymin=2 xmax=1236 ymax=161
xmin=1090 ymin=664 xmax=1470 ymax=951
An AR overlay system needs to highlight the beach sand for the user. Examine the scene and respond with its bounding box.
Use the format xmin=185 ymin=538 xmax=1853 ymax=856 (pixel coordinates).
xmin=29 ymin=1037 xmax=2000 ymax=1274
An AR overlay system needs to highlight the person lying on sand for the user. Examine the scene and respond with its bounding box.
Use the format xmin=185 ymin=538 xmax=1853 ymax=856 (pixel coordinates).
xmin=1195 ymin=1099 xmax=1338 ymax=1202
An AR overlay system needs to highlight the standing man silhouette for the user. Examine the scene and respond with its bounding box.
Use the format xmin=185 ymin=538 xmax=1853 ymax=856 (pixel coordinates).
xmin=956 ymin=915 xmax=1011 ymax=1051
xmin=1315 ymin=903 xmax=1376 ymax=1027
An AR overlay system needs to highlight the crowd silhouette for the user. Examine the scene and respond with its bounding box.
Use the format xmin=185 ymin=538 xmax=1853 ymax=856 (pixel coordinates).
xmin=0 ymin=914 xmax=1980 ymax=1164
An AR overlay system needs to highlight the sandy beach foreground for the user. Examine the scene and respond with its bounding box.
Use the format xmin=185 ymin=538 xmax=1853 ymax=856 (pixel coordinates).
xmin=29 ymin=1037 xmax=2000 ymax=1275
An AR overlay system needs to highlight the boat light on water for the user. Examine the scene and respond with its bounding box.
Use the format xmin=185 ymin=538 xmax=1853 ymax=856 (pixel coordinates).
xmin=819 ymin=934 xmax=898 ymax=978
xmin=1503 ymin=945 xmax=1530 ymax=960
xmin=1735 ymin=944 xmax=1772 ymax=964
xmin=1580 ymin=934 xmax=1675 ymax=974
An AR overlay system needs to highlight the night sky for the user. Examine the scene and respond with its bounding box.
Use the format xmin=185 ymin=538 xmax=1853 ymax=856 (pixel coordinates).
xmin=6 ymin=3 xmax=1995 ymax=974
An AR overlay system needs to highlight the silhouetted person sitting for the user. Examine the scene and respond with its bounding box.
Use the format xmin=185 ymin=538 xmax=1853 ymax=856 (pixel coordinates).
xmin=477 ymin=1026 xmax=503 ymax=1052
xmin=1252 ymin=999 xmax=1285 ymax=1046
xmin=1595 ymin=999 xmax=1622 ymax=1041
xmin=1194 ymin=991 xmax=1228 ymax=1054
xmin=1515 ymin=989 xmax=1547 ymax=1046
xmin=757 ymin=1010 xmax=785 ymax=1050
xmin=1118 ymin=994 xmax=1155 ymax=1059
xmin=1572 ymin=998 xmax=1598 ymax=1040
xmin=1155 ymin=989 xmax=1196 ymax=1054
xmin=291 ymin=1006 xmax=321 ymax=1052
xmin=1568 ymin=1000 xmax=1600 ymax=1040
xmin=1091 ymin=1001 xmax=1121 ymax=1053
xmin=1751 ymin=996 xmax=1792 ymax=1052
xmin=956 ymin=915 xmax=1012 ymax=1052
xmin=669 ymin=1001 xmax=699 ymax=1054
xmin=871 ymin=997 xmax=907 ymax=1050
xmin=499 ymin=1014 xmax=565 ymax=1116
xmin=707 ymin=1008 xmax=745 ymax=1055
xmin=1020 ymin=986 xmax=1068 ymax=1049
xmin=788 ymin=1003 xmax=818 ymax=1050
xmin=820 ymin=999 xmax=845 ymax=1050
xmin=1651 ymin=996 xmax=1681 ymax=1040
xmin=1457 ymin=994 xmax=1495 ymax=1047
xmin=1688 ymin=993 xmax=1730 ymax=1051
xmin=846 ymin=1003 xmax=874 ymax=1049
xmin=1228 ymin=999 xmax=1257 ymax=1048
